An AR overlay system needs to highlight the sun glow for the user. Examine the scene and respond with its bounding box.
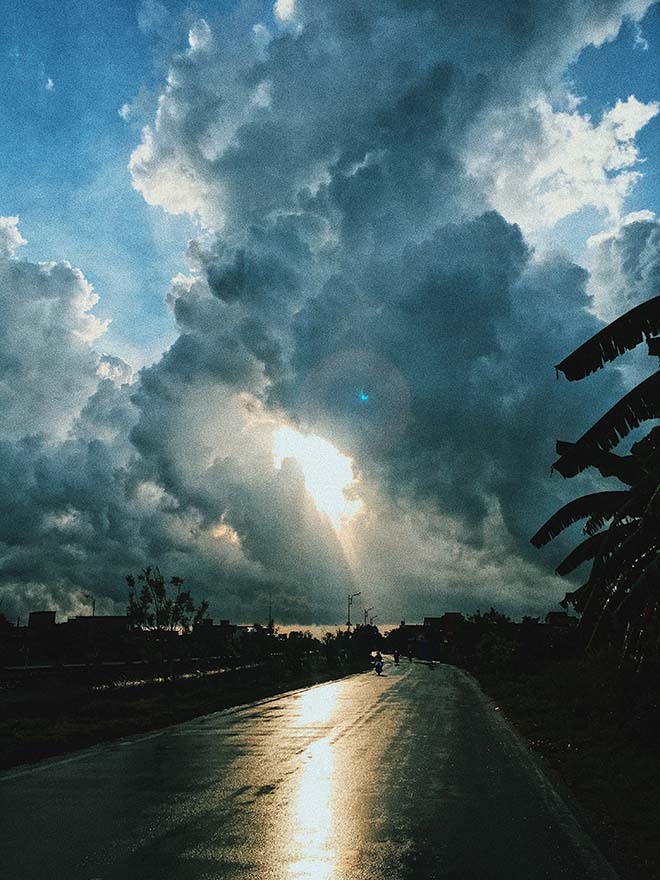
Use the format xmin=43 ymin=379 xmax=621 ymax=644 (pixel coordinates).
xmin=210 ymin=521 xmax=241 ymax=545
xmin=272 ymin=426 xmax=361 ymax=528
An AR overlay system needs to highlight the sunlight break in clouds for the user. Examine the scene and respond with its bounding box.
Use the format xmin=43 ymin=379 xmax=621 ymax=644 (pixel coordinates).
xmin=3 ymin=0 xmax=659 ymax=625
xmin=273 ymin=427 xmax=362 ymax=529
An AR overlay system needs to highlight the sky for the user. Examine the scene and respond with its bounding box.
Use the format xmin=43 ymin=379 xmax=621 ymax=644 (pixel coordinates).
xmin=2 ymin=0 xmax=660 ymax=626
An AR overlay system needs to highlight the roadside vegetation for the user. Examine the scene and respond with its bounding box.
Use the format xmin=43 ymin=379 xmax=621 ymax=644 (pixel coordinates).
xmin=389 ymin=293 xmax=660 ymax=879
xmin=386 ymin=613 xmax=660 ymax=878
xmin=525 ymin=291 xmax=660 ymax=876
xmin=0 ymin=604 xmax=382 ymax=770
xmin=482 ymin=653 xmax=660 ymax=880
xmin=532 ymin=294 xmax=660 ymax=667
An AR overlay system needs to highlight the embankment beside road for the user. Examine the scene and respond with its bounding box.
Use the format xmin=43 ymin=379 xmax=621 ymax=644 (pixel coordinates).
xmin=0 ymin=659 xmax=369 ymax=770
xmin=476 ymin=655 xmax=660 ymax=880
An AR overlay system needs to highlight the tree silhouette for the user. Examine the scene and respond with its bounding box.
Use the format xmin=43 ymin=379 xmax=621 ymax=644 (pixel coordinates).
xmin=126 ymin=567 xmax=208 ymax=633
xmin=532 ymin=295 xmax=660 ymax=668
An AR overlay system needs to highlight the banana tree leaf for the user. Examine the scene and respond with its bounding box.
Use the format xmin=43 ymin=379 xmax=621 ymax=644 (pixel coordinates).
xmin=556 ymin=533 xmax=606 ymax=576
xmin=592 ymin=536 xmax=658 ymax=600
xmin=555 ymin=522 xmax=639 ymax=576
xmin=556 ymin=295 xmax=660 ymax=381
xmin=612 ymin=554 xmax=660 ymax=619
xmin=630 ymin=423 xmax=660 ymax=457
xmin=552 ymin=441 xmax=643 ymax=482
xmin=648 ymin=337 xmax=660 ymax=357
xmin=560 ymin=582 xmax=592 ymax=613
xmin=562 ymin=372 xmax=660 ymax=455
xmin=531 ymin=491 xmax=630 ymax=548
xmin=585 ymin=512 xmax=622 ymax=536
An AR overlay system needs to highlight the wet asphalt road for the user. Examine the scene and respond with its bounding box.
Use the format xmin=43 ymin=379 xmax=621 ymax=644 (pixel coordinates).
xmin=2 ymin=660 xmax=619 ymax=880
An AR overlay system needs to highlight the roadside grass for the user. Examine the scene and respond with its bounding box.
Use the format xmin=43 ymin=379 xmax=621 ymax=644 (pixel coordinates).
xmin=478 ymin=654 xmax=660 ymax=879
xmin=0 ymin=662 xmax=367 ymax=770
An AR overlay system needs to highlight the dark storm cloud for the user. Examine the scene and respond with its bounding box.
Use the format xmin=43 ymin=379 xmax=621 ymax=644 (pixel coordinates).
xmin=1 ymin=0 xmax=657 ymax=623
xmin=0 ymin=228 xmax=108 ymax=441
xmin=0 ymin=223 xmax=314 ymax=623
xmin=127 ymin=0 xmax=651 ymax=615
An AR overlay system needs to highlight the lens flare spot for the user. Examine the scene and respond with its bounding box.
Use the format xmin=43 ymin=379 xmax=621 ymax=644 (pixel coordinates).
xmin=273 ymin=426 xmax=362 ymax=528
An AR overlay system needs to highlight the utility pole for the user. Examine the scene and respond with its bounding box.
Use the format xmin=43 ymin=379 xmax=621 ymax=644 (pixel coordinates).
xmin=347 ymin=591 xmax=361 ymax=628
xmin=84 ymin=593 xmax=96 ymax=617
xmin=364 ymin=606 xmax=373 ymax=626
xmin=370 ymin=615 xmax=378 ymax=626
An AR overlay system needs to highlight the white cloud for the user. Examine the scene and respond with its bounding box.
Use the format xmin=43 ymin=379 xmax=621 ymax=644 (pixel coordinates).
xmin=0 ymin=219 xmax=113 ymax=439
xmin=188 ymin=19 xmax=212 ymax=52
xmin=466 ymin=94 xmax=659 ymax=239
xmin=587 ymin=211 xmax=660 ymax=321
xmin=250 ymin=80 xmax=272 ymax=109
xmin=122 ymin=0 xmax=655 ymax=622
xmin=0 ymin=216 xmax=26 ymax=258
xmin=137 ymin=0 xmax=169 ymax=35
xmin=274 ymin=0 xmax=295 ymax=22
xmin=97 ymin=353 xmax=134 ymax=385
xmin=129 ymin=124 xmax=213 ymax=218
xmin=4 ymin=0 xmax=659 ymax=625
xmin=633 ymin=21 xmax=649 ymax=50
xmin=45 ymin=77 xmax=54 ymax=92
xmin=252 ymin=23 xmax=272 ymax=58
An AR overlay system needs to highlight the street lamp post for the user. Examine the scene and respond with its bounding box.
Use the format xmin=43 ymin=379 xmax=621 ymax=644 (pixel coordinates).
xmin=370 ymin=615 xmax=378 ymax=626
xmin=347 ymin=591 xmax=361 ymax=628
xmin=364 ymin=606 xmax=374 ymax=626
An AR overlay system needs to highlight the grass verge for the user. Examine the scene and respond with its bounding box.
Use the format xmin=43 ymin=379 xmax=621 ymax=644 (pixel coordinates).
xmin=0 ymin=662 xmax=368 ymax=771
xmin=476 ymin=654 xmax=660 ymax=880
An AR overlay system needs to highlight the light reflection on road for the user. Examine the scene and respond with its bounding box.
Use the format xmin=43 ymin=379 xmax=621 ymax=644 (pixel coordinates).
xmin=0 ymin=664 xmax=617 ymax=880
xmin=287 ymin=683 xmax=343 ymax=879
xmin=294 ymin=682 xmax=340 ymax=727
xmin=288 ymin=736 xmax=336 ymax=880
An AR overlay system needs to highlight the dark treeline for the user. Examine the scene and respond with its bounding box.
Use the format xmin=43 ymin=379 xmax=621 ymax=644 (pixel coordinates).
xmin=385 ymin=610 xmax=578 ymax=675
xmin=0 ymin=566 xmax=383 ymax=689
xmin=386 ymin=608 xmax=660 ymax=750
xmin=0 ymin=618 xmax=383 ymax=692
xmin=0 ymin=611 xmax=383 ymax=769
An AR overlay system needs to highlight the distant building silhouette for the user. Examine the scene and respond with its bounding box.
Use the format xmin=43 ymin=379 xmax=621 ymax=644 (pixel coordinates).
xmin=28 ymin=611 xmax=56 ymax=631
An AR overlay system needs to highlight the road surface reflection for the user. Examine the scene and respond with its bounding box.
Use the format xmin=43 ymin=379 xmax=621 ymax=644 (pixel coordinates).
xmin=294 ymin=682 xmax=340 ymax=727
xmin=288 ymin=736 xmax=335 ymax=879
xmin=1 ymin=664 xmax=617 ymax=880
xmin=287 ymin=684 xmax=342 ymax=879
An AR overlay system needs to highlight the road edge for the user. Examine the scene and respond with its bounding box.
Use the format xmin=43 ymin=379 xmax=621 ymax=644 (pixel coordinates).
xmin=456 ymin=666 xmax=632 ymax=880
